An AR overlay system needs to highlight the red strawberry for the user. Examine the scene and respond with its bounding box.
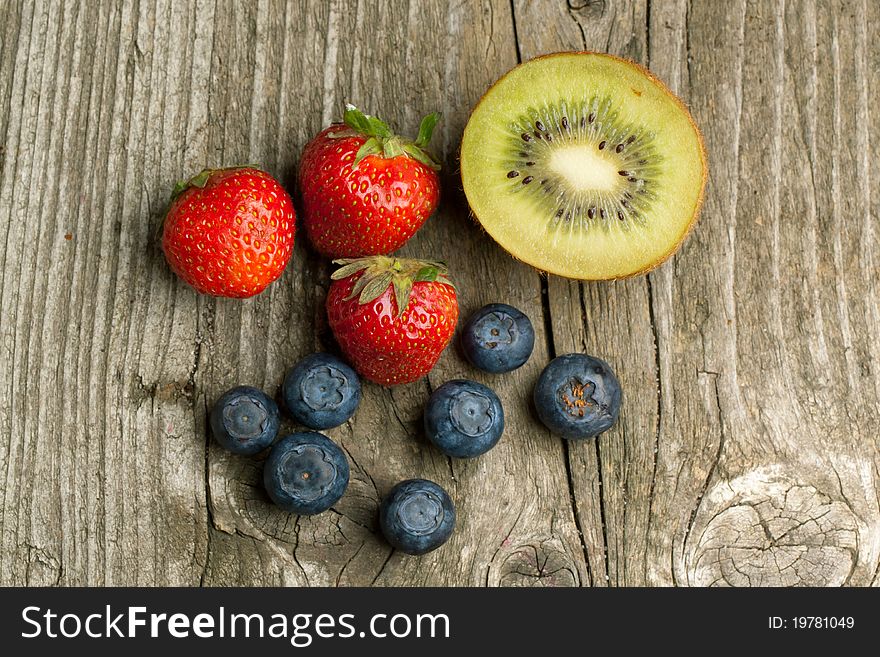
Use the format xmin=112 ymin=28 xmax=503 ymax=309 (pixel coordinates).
xmin=299 ymin=105 xmax=441 ymax=258
xmin=326 ymin=256 xmax=459 ymax=386
xmin=162 ymin=167 xmax=296 ymax=298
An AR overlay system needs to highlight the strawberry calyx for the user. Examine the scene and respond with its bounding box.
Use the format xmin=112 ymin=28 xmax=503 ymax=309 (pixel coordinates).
xmin=169 ymin=165 xmax=260 ymax=202
xmin=328 ymin=104 xmax=442 ymax=171
xmin=331 ymin=256 xmax=454 ymax=317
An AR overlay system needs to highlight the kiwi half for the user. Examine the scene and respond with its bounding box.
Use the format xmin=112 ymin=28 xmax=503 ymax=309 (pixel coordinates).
xmin=460 ymin=52 xmax=707 ymax=280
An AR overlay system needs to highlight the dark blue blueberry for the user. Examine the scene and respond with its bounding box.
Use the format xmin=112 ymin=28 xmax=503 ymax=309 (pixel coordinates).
xmin=461 ymin=303 xmax=535 ymax=373
xmin=424 ymin=379 xmax=504 ymax=458
xmin=209 ymin=385 xmax=279 ymax=455
xmin=282 ymin=353 xmax=361 ymax=430
xmin=379 ymin=479 xmax=455 ymax=555
xmin=263 ymin=432 xmax=350 ymax=515
xmin=533 ymin=353 xmax=622 ymax=440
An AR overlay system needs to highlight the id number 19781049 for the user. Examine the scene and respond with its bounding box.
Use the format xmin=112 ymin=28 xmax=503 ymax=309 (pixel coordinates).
xmin=769 ymin=617 xmax=855 ymax=630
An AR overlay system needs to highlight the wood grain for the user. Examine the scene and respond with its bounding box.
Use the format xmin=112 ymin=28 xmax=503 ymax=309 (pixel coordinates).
xmin=0 ymin=0 xmax=877 ymax=586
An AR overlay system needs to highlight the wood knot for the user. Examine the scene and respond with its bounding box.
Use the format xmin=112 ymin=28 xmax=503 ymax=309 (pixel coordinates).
xmin=682 ymin=468 xmax=859 ymax=586
xmin=567 ymin=0 xmax=606 ymax=16
xmin=493 ymin=543 xmax=579 ymax=587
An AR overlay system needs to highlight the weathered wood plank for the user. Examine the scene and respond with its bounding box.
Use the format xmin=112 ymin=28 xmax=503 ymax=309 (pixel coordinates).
xmin=197 ymin=0 xmax=384 ymax=587
xmin=200 ymin=0 xmax=589 ymax=587
xmin=513 ymin=0 xmax=880 ymax=587
xmin=511 ymin=0 xmax=655 ymax=586
xmin=662 ymin=0 xmax=879 ymax=588
xmin=383 ymin=1 xmax=588 ymax=587
xmin=0 ymin=0 xmax=209 ymax=584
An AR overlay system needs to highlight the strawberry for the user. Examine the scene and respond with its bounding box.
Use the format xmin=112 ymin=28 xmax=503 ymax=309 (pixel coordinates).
xmin=299 ymin=105 xmax=441 ymax=258
xmin=326 ymin=256 xmax=459 ymax=386
xmin=161 ymin=167 xmax=296 ymax=298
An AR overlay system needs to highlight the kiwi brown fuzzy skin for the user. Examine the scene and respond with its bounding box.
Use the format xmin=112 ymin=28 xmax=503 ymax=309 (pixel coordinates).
xmin=460 ymin=51 xmax=708 ymax=281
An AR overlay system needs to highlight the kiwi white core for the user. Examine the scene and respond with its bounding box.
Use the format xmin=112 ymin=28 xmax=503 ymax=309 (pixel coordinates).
xmin=549 ymin=145 xmax=619 ymax=193
xmin=460 ymin=53 xmax=707 ymax=280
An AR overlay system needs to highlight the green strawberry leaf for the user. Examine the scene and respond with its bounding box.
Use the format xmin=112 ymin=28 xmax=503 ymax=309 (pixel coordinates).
xmin=416 ymin=112 xmax=441 ymax=148
xmin=345 ymin=272 xmax=373 ymax=301
xmin=436 ymin=275 xmax=455 ymax=289
xmin=331 ymin=257 xmax=363 ymax=266
xmin=366 ymin=115 xmax=391 ymax=139
xmin=383 ymin=137 xmax=404 ymax=159
xmin=331 ymin=258 xmax=372 ymax=281
xmin=344 ymin=104 xmax=391 ymax=139
xmin=392 ymin=277 xmax=413 ymax=317
xmin=402 ymin=143 xmax=441 ymax=170
xmin=413 ymin=266 xmax=439 ymax=282
xmin=343 ymin=104 xmax=373 ymax=135
xmin=171 ymin=179 xmax=190 ymax=201
xmin=353 ymin=137 xmax=381 ymax=168
xmin=358 ymin=271 xmax=393 ymax=304
xmin=170 ymin=165 xmax=261 ymax=201
xmin=189 ymin=169 xmax=213 ymax=188
xmin=170 ymin=169 xmax=212 ymax=201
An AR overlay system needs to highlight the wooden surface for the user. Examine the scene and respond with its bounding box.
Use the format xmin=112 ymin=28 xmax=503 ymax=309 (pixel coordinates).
xmin=1 ymin=0 xmax=878 ymax=587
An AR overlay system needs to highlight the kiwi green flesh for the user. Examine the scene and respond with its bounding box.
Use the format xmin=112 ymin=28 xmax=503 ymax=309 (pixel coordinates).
xmin=460 ymin=53 xmax=706 ymax=280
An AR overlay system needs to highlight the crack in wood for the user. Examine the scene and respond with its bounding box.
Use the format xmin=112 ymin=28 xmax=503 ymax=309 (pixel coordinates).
xmin=593 ymin=436 xmax=611 ymax=584
xmin=680 ymin=372 xmax=725 ymax=585
xmin=508 ymin=0 xmax=522 ymax=63
xmin=644 ymin=275 xmax=662 ymax=584
xmin=561 ymin=440 xmax=591 ymax=586
xmin=335 ymin=540 xmax=365 ymax=587
xmin=565 ymin=2 xmax=589 ymax=51
xmin=370 ymin=548 xmax=395 ymax=586
xmin=199 ymin=393 xmax=213 ymax=586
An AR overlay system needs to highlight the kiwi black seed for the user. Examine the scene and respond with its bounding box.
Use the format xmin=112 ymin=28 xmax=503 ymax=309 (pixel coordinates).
xmin=499 ymin=99 xmax=661 ymax=231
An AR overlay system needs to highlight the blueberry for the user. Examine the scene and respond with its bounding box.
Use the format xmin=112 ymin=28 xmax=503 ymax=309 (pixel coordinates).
xmin=263 ymin=432 xmax=350 ymax=515
xmin=424 ymin=379 xmax=504 ymax=458
xmin=209 ymin=385 xmax=279 ymax=455
xmin=533 ymin=353 xmax=622 ymax=440
xmin=281 ymin=353 xmax=361 ymax=430
xmin=379 ymin=479 xmax=456 ymax=555
xmin=461 ymin=303 xmax=535 ymax=373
